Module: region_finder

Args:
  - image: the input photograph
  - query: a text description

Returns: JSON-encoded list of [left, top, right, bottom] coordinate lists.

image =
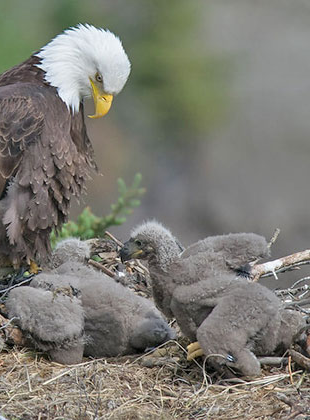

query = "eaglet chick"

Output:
[[120, 220, 305, 377], [6, 239, 174, 364], [6, 285, 85, 364]]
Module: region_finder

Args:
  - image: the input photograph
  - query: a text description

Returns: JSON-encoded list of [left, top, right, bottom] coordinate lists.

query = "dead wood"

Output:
[[290, 349, 310, 371], [88, 258, 116, 278], [258, 356, 288, 367], [105, 230, 124, 247], [276, 392, 310, 420], [0, 314, 25, 346], [251, 250, 310, 282]]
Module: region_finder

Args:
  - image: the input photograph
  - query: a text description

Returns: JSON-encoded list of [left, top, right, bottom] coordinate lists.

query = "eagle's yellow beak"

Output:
[[88, 78, 113, 119]]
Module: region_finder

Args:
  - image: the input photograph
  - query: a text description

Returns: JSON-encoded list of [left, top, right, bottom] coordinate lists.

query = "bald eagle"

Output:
[[0, 24, 130, 269]]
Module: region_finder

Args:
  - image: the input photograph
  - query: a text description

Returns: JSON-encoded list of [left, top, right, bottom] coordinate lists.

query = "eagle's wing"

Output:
[[0, 84, 95, 263], [0, 85, 70, 261], [0, 94, 44, 195]]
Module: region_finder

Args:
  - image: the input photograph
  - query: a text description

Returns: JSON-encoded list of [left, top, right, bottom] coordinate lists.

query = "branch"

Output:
[[289, 349, 310, 371], [251, 249, 310, 282], [275, 392, 309, 418], [88, 259, 116, 278], [105, 230, 124, 248], [258, 356, 288, 367], [0, 314, 25, 346], [267, 228, 281, 251]]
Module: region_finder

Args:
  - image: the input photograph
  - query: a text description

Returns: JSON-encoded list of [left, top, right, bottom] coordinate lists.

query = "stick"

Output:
[[288, 355, 294, 385], [131, 260, 150, 277], [0, 314, 25, 346], [0, 276, 34, 302], [267, 228, 281, 250], [42, 367, 76, 385], [276, 392, 308, 418], [290, 349, 310, 371], [276, 392, 294, 408], [104, 231, 149, 276], [87, 259, 115, 278], [0, 316, 16, 330], [251, 249, 310, 282], [285, 298, 310, 308], [258, 356, 288, 367], [104, 231, 124, 247]]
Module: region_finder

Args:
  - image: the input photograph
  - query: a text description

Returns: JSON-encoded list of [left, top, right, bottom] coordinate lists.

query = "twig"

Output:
[[251, 249, 310, 282], [267, 228, 281, 250], [42, 367, 76, 385], [251, 228, 281, 266], [0, 276, 34, 302], [218, 370, 302, 389], [0, 314, 25, 346], [290, 349, 310, 371], [275, 284, 310, 298], [291, 276, 310, 289], [134, 259, 150, 276], [0, 316, 16, 330], [288, 355, 294, 385], [276, 392, 294, 408], [285, 298, 310, 308], [104, 230, 149, 276], [87, 259, 115, 279], [105, 231, 123, 247], [25, 365, 32, 392], [276, 392, 309, 419], [258, 356, 288, 367]]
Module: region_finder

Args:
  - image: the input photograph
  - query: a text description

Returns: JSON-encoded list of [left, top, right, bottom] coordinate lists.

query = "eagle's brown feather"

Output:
[[0, 56, 97, 266]]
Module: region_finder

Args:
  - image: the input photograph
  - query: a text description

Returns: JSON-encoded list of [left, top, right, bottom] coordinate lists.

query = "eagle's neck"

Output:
[[0, 55, 45, 88], [149, 242, 181, 273], [35, 47, 85, 114], [0, 55, 79, 115]]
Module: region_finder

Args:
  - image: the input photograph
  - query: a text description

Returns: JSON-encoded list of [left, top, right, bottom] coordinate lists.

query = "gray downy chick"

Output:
[[31, 260, 175, 359], [6, 286, 84, 364], [48, 237, 91, 269], [120, 220, 305, 377], [6, 238, 174, 363]]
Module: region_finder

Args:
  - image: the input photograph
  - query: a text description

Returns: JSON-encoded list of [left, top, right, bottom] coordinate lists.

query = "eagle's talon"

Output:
[[29, 260, 41, 275], [187, 341, 204, 361]]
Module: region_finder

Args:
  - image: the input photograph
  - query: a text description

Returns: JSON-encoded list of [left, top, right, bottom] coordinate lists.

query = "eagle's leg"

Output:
[[0, 255, 15, 268], [187, 341, 205, 361]]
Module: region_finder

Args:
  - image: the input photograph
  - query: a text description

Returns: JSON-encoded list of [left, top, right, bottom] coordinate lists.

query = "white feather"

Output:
[[36, 24, 131, 112]]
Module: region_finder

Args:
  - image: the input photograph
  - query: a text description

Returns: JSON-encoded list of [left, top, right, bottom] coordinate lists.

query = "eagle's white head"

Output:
[[36, 24, 131, 116]]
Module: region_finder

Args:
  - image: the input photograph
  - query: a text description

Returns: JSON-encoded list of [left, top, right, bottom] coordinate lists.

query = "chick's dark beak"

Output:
[[119, 241, 131, 263], [120, 240, 143, 263]]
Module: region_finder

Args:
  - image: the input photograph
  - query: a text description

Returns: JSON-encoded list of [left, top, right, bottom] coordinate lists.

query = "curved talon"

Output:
[[29, 260, 41, 275], [187, 341, 205, 361]]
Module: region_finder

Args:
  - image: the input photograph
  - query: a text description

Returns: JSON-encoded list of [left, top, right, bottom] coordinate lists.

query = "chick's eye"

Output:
[[95, 72, 102, 83], [135, 239, 142, 247]]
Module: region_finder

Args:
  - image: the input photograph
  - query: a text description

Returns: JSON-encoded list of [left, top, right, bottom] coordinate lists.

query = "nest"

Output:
[[0, 234, 310, 419], [0, 344, 310, 420]]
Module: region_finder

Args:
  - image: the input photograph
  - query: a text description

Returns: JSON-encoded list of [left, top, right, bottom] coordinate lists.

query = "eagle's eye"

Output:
[[134, 239, 142, 247], [95, 72, 103, 83]]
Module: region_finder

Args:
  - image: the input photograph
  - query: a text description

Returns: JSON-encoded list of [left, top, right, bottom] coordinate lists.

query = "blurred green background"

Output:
[[1, 0, 310, 287]]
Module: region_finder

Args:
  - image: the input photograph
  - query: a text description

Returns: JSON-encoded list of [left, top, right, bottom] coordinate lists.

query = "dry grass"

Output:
[[0, 341, 309, 420]]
